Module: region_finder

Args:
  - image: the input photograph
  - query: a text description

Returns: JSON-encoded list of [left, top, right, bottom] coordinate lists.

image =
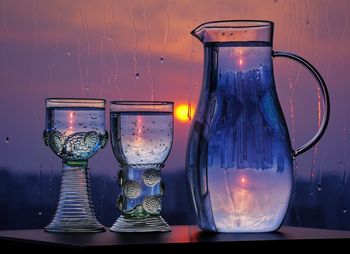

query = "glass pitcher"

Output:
[[186, 20, 330, 233]]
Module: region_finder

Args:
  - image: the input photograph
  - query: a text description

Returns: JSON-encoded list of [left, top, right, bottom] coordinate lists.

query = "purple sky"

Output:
[[0, 0, 350, 180]]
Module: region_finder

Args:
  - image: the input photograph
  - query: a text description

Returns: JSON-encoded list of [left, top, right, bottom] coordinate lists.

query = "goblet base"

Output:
[[45, 221, 105, 233], [110, 215, 171, 232]]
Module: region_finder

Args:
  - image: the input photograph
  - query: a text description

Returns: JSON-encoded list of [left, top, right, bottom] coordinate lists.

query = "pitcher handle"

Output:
[[272, 51, 330, 158]]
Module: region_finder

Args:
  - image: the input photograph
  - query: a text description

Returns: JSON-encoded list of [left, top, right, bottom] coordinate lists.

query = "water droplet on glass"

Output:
[[306, 20, 310, 27], [108, 35, 114, 40], [78, 122, 83, 126], [342, 208, 347, 214], [160, 56, 164, 63], [274, 0, 278, 3], [5, 137, 9, 143], [135, 73, 140, 79], [66, 50, 72, 56], [38, 211, 42, 216], [316, 184, 322, 191]]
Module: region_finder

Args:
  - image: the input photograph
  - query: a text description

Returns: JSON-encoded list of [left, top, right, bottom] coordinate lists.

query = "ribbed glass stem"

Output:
[[45, 162, 104, 233]]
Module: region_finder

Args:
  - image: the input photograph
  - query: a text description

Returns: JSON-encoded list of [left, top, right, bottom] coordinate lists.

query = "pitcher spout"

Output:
[[191, 20, 274, 45]]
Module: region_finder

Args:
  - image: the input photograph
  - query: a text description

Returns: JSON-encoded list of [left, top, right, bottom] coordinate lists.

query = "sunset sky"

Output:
[[0, 0, 350, 180]]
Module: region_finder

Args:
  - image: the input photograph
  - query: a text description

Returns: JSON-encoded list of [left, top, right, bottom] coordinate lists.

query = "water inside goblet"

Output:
[[44, 107, 107, 162], [111, 111, 173, 165]]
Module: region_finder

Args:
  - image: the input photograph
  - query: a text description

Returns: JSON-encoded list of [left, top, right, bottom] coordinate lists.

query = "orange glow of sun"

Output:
[[175, 103, 195, 122]]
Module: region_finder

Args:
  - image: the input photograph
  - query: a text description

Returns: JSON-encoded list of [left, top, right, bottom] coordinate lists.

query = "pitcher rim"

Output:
[[191, 20, 274, 40]]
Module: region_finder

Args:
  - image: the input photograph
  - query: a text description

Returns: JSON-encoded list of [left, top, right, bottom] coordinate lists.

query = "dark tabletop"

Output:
[[1, 225, 349, 252]]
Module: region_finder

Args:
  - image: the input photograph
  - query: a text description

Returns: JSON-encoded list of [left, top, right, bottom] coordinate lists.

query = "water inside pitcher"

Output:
[[186, 20, 330, 232]]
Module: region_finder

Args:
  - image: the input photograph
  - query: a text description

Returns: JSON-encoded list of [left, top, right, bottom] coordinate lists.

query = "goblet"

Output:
[[110, 101, 174, 232], [43, 98, 108, 233]]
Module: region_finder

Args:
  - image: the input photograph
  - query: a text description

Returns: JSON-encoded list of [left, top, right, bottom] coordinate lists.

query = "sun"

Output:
[[175, 103, 195, 122]]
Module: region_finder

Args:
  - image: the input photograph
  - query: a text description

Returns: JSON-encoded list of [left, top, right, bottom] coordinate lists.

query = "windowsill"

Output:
[[0, 225, 349, 252]]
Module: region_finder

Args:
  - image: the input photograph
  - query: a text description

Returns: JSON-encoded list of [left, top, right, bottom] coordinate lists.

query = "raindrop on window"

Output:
[[306, 20, 310, 27], [38, 211, 42, 216], [342, 208, 347, 214], [5, 137, 9, 143], [136, 73, 140, 79], [160, 56, 164, 63], [66, 50, 72, 56], [316, 184, 322, 191]]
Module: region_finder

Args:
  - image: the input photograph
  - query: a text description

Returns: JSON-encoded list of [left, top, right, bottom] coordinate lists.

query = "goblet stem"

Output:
[[45, 161, 105, 233], [110, 165, 171, 232]]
